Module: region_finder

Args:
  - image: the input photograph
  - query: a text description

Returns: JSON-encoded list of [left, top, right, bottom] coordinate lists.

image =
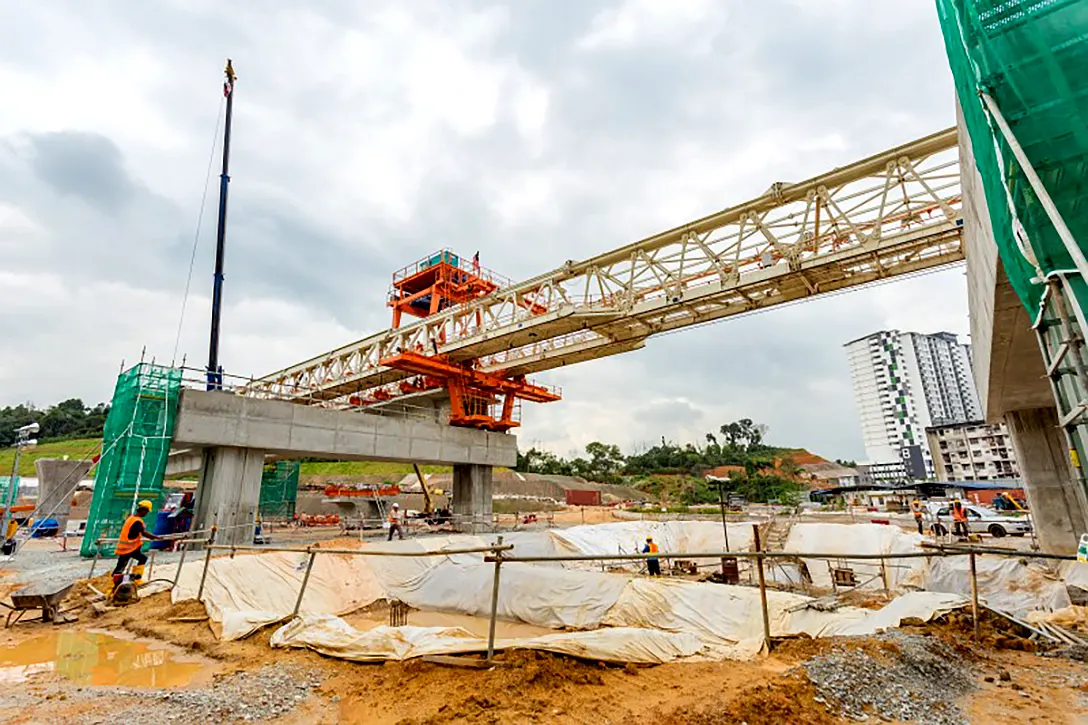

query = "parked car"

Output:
[[924, 501, 1031, 538]]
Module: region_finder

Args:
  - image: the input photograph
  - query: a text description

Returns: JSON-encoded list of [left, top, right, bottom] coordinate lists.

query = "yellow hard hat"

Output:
[[138, 500, 153, 510]]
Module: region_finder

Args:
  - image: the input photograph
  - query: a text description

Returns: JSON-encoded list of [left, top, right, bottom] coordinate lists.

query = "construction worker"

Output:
[[112, 500, 160, 587], [951, 499, 969, 541], [910, 499, 925, 535], [642, 536, 661, 576], [387, 503, 404, 541]]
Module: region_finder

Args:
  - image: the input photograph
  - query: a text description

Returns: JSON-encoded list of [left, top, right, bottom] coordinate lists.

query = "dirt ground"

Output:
[[1, 584, 1086, 725]]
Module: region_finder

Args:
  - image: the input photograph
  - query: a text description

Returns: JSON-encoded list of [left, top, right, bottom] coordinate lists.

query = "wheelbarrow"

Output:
[[1, 581, 75, 627]]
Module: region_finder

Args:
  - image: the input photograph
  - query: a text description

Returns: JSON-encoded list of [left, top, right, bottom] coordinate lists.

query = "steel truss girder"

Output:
[[244, 128, 963, 405]]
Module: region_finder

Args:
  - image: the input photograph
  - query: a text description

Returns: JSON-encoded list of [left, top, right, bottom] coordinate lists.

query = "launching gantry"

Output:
[[243, 128, 964, 430]]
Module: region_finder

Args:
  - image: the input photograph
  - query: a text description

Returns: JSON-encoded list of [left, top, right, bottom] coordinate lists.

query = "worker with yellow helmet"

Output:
[[111, 499, 161, 588]]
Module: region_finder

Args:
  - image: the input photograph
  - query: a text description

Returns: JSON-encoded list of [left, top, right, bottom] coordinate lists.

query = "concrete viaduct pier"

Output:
[[171, 390, 516, 546]]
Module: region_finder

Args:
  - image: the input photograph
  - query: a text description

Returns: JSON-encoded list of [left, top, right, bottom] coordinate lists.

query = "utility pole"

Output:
[[207, 59, 237, 391]]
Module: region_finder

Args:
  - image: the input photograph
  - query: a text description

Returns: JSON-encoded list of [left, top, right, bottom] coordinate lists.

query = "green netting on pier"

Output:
[[259, 461, 300, 520], [936, 0, 1088, 320], [80, 363, 182, 557]]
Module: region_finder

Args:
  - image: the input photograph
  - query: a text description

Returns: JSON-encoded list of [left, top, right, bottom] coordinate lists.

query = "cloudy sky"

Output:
[[0, 0, 965, 461]]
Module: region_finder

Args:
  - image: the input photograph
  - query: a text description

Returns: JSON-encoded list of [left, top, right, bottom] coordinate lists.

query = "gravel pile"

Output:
[[804, 633, 973, 724], [110, 664, 325, 723]]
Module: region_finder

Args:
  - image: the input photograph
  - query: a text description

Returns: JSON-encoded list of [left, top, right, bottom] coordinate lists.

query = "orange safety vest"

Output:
[[952, 505, 968, 523], [115, 515, 145, 555], [388, 510, 400, 524], [647, 542, 659, 555]]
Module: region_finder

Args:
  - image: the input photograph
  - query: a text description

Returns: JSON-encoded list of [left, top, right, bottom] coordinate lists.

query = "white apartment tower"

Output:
[[845, 330, 981, 480]]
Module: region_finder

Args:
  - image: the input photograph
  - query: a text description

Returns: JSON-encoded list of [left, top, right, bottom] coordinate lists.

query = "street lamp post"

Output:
[[1, 423, 39, 555], [707, 475, 740, 584]]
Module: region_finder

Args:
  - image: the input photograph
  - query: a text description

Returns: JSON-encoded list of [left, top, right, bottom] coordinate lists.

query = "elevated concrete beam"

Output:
[[173, 390, 517, 467]]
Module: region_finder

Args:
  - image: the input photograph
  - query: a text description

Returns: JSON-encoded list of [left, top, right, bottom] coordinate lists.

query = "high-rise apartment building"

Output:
[[925, 421, 1020, 481], [844, 330, 982, 480]]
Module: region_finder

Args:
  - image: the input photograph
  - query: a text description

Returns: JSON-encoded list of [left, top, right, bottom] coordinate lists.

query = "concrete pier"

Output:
[[1005, 408, 1086, 549], [452, 464, 494, 533], [960, 103, 1088, 552], [193, 447, 266, 547], [34, 458, 92, 532]]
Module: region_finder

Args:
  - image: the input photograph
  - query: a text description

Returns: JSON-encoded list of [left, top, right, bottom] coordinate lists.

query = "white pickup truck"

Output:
[[924, 501, 1032, 538]]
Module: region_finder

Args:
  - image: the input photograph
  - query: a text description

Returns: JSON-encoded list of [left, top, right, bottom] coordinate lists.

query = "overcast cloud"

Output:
[[0, 1, 964, 462]]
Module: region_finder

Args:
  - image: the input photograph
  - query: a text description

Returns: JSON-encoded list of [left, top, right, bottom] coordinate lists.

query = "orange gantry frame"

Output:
[[389, 250, 505, 329], [378, 350, 561, 432], [377, 250, 560, 431]]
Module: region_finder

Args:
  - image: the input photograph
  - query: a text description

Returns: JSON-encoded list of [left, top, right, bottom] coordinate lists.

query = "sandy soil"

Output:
[[1, 585, 1086, 725]]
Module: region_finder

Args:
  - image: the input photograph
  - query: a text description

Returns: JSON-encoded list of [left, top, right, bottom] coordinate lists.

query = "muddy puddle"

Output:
[[0, 630, 214, 688]]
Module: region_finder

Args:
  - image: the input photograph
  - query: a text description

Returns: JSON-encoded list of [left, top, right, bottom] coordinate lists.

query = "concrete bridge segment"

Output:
[[172, 389, 516, 546]]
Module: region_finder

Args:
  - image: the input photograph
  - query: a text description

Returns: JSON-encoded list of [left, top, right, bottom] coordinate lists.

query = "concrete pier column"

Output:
[[452, 464, 493, 533], [34, 458, 92, 532], [1005, 408, 1088, 553], [193, 447, 266, 547]]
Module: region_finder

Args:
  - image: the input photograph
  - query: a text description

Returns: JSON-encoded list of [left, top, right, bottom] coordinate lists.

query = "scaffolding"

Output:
[[259, 461, 301, 520], [80, 363, 182, 557]]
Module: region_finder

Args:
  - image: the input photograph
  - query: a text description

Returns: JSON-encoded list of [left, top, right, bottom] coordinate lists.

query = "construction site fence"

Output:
[[168, 529, 1078, 663]]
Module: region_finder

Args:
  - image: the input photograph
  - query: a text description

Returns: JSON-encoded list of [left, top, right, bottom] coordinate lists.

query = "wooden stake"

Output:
[[196, 545, 214, 601], [753, 524, 771, 651], [292, 550, 317, 618], [969, 552, 980, 643], [487, 536, 505, 664]]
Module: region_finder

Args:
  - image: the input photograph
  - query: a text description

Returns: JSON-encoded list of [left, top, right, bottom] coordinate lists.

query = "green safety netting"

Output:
[[259, 460, 300, 520], [80, 363, 182, 557], [935, 0, 1088, 321]]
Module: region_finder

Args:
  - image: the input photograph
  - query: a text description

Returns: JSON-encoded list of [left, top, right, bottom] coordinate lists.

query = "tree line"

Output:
[[0, 399, 110, 447], [516, 418, 809, 506]]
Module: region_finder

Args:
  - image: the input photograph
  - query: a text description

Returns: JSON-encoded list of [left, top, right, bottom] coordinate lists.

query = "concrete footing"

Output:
[[34, 458, 92, 532], [1005, 407, 1088, 553], [193, 447, 266, 547], [452, 464, 493, 533]]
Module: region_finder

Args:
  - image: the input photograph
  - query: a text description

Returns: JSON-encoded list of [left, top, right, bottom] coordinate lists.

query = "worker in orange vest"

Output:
[[387, 503, 405, 541], [951, 499, 969, 541], [112, 500, 161, 588], [910, 499, 925, 535], [642, 536, 661, 576]]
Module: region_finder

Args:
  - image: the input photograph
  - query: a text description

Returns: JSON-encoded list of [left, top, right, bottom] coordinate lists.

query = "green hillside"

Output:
[[299, 461, 452, 478], [0, 437, 102, 476]]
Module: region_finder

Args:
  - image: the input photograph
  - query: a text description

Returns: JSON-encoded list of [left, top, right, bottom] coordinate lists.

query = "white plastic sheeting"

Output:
[[270, 615, 705, 664], [924, 556, 1070, 618], [783, 523, 926, 589], [548, 521, 755, 571], [170, 521, 974, 659]]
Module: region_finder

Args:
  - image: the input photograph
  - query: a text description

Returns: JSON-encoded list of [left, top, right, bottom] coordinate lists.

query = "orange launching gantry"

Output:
[[377, 250, 560, 432]]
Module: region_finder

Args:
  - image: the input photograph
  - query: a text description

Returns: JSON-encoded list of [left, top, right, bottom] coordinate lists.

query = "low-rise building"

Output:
[[925, 421, 1020, 481]]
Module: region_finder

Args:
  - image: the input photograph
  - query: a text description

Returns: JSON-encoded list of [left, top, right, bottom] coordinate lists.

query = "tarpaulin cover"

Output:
[[174, 521, 970, 662], [270, 615, 704, 664], [782, 523, 926, 589], [924, 555, 1070, 618], [547, 521, 755, 571]]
